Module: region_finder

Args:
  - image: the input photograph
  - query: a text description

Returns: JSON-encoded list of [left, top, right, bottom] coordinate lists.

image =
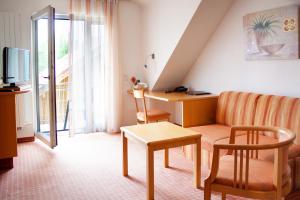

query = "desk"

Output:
[[142, 91, 218, 128], [121, 122, 202, 200]]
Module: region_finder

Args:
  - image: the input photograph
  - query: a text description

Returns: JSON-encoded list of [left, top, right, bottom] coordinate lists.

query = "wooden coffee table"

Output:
[[120, 122, 202, 200]]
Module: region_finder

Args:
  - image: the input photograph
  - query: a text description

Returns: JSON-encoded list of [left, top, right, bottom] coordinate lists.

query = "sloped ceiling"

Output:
[[152, 0, 234, 90]]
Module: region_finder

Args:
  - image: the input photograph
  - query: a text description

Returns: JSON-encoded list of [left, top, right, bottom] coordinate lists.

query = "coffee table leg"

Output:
[[164, 148, 169, 168], [122, 131, 128, 176], [194, 139, 201, 188], [147, 146, 154, 200]]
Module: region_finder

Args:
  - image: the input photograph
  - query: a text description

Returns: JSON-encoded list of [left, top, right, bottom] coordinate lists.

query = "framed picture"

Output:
[[243, 6, 299, 60]]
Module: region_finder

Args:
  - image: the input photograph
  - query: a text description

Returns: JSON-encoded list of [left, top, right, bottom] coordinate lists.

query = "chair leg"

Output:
[[204, 181, 211, 200], [164, 117, 170, 168], [164, 148, 169, 168], [208, 152, 211, 170], [222, 192, 226, 200]]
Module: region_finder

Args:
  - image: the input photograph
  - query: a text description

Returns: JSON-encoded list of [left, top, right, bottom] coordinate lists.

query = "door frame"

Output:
[[31, 6, 57, 148]]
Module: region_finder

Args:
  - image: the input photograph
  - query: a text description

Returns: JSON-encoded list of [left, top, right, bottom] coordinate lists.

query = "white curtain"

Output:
[[69, 0, 121, 134]]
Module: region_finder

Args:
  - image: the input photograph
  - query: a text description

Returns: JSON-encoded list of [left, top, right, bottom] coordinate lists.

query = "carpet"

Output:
[[0, 133, 253, 200]]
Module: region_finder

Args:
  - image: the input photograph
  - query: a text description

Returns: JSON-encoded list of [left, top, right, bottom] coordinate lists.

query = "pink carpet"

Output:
[[0, 133, 252, 200]]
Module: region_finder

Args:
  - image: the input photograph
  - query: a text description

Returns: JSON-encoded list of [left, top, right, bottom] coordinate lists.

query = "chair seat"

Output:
[[215, 155, 291, 191], [137, 109, 170, 122]]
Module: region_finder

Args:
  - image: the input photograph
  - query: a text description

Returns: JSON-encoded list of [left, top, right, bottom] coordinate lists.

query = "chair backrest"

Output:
[[208, 126, 295, 199], [133, 89, 148, 122]]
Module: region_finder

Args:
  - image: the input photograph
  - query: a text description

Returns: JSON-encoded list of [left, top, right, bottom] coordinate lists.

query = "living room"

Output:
[[0, 0, 299, 199]]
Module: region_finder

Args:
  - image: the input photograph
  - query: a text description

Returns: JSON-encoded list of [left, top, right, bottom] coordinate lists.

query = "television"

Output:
[[2, 47, 30, 85]]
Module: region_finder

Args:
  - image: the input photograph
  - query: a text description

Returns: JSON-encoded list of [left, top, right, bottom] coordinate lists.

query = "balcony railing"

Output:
[[39, 76, 69, 130]]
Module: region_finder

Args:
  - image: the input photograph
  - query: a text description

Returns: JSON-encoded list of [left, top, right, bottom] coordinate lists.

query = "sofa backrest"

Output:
[[216, 91, 260, 126], [254, 95, 300, 145]]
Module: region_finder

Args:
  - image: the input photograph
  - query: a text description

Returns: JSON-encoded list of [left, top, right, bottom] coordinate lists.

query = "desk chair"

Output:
[[133, 89, 170, 124], [204, 126, 295, 200], [133, 89, 171, 167]]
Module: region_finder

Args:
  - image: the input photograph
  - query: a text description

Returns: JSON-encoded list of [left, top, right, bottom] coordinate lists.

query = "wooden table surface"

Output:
[[127, 89, 217, 102], [144, 91, 217, 102], [121, 121, 201, 145], [0, 90, 30, 96]]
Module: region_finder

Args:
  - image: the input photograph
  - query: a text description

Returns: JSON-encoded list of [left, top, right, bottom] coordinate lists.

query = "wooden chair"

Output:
[[204, 126, 295, 200], [133, 89, 170, 124], [133, 89, 171, 167]]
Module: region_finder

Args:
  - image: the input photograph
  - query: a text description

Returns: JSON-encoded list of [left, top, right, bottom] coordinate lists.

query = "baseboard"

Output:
[[0, 158, 13, 169], [17, 136, 35, 143]]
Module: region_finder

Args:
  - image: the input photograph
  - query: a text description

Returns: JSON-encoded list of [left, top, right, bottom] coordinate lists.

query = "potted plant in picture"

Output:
[[248, 15, 282, 54]]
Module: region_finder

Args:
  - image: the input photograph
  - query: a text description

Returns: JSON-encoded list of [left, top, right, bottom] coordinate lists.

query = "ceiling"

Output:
[[153, 0, 234, 90]]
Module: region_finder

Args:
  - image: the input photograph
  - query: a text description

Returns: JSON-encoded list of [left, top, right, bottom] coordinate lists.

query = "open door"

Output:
[[31, 6, 57, 148]]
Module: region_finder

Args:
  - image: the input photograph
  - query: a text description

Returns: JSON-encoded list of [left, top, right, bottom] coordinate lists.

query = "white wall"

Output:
[[0, 12, 25, 71], [184, 0, 300, 98], [0, 0, 68, 49], [141, 0, 201, 89], [118, 0, 144, 125]]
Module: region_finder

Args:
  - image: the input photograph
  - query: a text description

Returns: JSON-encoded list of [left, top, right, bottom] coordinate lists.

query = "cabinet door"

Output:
[[0, 94, 17, 158]]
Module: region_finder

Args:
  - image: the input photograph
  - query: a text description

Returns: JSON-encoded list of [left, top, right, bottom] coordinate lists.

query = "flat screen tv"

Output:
[[2, 47, 30, 85]]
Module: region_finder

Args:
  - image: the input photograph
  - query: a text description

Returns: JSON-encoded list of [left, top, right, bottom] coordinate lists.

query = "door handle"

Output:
[[43, 76, 50, 80]]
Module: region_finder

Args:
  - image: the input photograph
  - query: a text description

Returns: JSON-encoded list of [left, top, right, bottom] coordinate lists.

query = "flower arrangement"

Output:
[[130, 76, 140, 86], [129, 76, 141, 89], [129, 76, 148, 90]]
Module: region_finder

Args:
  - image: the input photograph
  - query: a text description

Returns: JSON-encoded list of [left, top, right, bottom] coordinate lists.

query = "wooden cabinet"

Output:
[[181, 98, 218, 127], [0, 91, 30, 169]]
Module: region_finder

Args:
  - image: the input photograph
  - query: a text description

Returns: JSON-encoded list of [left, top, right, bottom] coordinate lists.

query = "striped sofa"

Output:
[[183, 91, 300, 192]]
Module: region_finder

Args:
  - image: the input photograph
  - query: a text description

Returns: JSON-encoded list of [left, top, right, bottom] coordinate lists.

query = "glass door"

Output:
[[31, 6, 57, 148]]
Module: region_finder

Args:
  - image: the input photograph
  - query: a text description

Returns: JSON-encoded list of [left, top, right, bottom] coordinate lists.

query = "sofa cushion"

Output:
[[189, 124, 231, 152], [216, 91, 260, 126], [216, 134, 300, 161], [254, 95, 300, 145], [215, 155, 291, 191]]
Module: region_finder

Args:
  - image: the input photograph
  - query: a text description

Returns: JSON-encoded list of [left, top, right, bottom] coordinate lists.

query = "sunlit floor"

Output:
[[40, 122, 69, 133]]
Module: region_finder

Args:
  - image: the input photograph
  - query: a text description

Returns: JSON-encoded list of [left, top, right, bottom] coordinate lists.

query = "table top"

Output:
[[142, 91, 217, 102], [121, 122, 201, 146], [127, 90, 218, 102], [0, 89, 31, 96]]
